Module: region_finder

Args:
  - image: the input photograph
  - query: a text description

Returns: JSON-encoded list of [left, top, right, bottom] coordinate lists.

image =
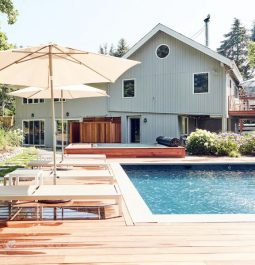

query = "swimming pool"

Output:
[[123, 164, 255, 214]]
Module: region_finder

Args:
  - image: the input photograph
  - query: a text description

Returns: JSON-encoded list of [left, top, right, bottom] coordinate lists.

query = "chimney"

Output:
[[204, 14, 210, 47]]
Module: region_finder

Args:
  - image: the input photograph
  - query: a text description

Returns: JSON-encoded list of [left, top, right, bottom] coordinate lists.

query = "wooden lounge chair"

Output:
[[55, 169, 115, 184], [28, 159, 108, 169], [63, 154, 106, 160], [0, 184, 122, 216]]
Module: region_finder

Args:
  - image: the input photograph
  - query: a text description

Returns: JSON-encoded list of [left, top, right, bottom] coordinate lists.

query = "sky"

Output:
[[0, 0, 255, 53]]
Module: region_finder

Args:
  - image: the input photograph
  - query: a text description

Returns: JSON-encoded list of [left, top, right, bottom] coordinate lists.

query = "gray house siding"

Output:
[[13, 25, 240, 147], [109, 112, 179, 143], [15, 97, 108, 147], [109, 31, 227, 116]]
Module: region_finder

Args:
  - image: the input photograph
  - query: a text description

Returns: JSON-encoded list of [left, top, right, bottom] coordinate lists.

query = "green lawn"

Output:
[[0, 147, 38, 179]]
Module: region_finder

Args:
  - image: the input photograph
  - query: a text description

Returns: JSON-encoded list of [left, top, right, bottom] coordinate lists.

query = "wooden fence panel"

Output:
[[77, 118, 121, 143]]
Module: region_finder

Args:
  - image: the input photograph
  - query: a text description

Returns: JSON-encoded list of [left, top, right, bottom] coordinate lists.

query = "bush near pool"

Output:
[[186, 129, 255, 157]]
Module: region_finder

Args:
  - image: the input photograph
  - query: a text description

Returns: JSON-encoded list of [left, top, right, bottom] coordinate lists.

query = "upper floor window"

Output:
[[156, 44, 170, 59], [193, 73, 209, 94], [123, 79, 135, 98], [54, 98, 66, 102], [23, 98, 44, 104]]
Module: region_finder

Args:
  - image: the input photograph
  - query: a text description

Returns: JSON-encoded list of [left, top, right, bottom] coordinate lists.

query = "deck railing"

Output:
[[228, 96, 255, 112]]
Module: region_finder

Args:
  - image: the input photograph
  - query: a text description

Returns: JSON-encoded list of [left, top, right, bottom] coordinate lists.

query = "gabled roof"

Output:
[[123, 23, 242, 82]]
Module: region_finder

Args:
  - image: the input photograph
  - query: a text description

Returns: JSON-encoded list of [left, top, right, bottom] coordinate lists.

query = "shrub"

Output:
[[186, 129, 217, 155], [6, 129, 24, 147], [239, 134, 255, 155], [215, 133, 241, 156], [0, 129, 8, 150], [0, 128, 23, 150]]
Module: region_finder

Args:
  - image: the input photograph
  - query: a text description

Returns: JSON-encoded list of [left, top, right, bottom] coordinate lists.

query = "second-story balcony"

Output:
[[228, 96, 255, 117]]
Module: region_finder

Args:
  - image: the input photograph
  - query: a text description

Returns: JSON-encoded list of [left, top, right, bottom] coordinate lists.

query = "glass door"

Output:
[[128, 117, 140, 143]]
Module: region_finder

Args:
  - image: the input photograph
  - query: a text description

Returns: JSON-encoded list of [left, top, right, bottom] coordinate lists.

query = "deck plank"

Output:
[[1, 219, 255, 264]]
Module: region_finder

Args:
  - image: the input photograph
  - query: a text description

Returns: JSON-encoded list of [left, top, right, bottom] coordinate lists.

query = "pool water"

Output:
[[123, 165, 255, 214]]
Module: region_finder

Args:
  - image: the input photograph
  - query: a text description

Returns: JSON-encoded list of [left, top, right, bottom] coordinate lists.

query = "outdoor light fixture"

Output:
[[31, 113, 34, 118], [66, 112, 69, 117], [143, 118, 147, 123]]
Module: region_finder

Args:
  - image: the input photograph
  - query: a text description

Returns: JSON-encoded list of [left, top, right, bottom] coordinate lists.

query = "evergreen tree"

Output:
[[251, 21, 255, 42], [217, 18, 251, 79], [113, 38, 129, 57], [98, 38, 128, 57]]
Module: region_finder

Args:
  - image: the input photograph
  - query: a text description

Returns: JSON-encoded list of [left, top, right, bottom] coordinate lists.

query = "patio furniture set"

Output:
[[0, 154, 122, 221]]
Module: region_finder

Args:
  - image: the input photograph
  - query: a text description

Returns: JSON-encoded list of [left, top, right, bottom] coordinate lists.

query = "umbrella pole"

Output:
[[61, 90, 64, 160], [49, 45, 57, 184]]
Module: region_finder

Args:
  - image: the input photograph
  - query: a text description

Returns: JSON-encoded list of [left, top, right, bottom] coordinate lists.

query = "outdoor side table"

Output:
[[5, 169, 44, 186]]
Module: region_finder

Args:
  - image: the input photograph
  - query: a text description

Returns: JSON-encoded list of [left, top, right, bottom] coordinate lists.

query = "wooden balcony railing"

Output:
[[228, 96, 255, 116]]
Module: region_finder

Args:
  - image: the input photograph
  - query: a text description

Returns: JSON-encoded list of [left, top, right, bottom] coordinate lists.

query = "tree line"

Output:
[[217, 18, 255, 80]]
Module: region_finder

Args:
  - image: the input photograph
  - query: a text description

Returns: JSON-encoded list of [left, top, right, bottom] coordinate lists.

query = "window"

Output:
[[156, 44, 170, 59], [181, 117, 189, 134], [54, 98, 66, 102], [193, 73, 209, 94], [23, 120, 44, 145], [23, 98, 44, 104], [123, 79, 135, 98]]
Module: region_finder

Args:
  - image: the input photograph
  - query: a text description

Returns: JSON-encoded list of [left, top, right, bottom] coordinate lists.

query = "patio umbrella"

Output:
[[0, 44, 140, 184], [8, 84, 109, 159]]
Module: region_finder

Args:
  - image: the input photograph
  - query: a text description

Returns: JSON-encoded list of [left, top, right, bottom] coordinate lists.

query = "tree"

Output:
[[217, 18, 251, 79], [0, 85, 15, 116], [0, 0, 18, 24], [0, 30, 13, 50], [251, 21, 255, 42], [0, 0, 18, 116], [113, 38, 129, 57], [98, 38, 129, 57], [99, 43, 114, 56], [248, 41, 255, 69]]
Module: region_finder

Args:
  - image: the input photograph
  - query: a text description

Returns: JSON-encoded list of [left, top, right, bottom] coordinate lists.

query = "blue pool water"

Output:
[[123, 165, 255, 214]]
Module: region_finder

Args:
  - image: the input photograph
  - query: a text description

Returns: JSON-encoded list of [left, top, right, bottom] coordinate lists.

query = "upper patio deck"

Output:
[[228, 95, 255, 117]]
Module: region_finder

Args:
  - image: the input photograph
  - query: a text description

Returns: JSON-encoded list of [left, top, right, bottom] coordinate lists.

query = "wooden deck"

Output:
[[1, 159, 255, 264], [1, 218, 255, 264], [65, 143, 186, 158]]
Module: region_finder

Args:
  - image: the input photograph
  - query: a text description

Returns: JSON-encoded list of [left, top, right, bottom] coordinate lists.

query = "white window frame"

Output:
[[155, 43, 170, 59], [22, 98, 45, 104], [22, 119, 45, 146], [193, 72, 210, 94], [181, 116, 189, 135], [122, 78, 136, 98]]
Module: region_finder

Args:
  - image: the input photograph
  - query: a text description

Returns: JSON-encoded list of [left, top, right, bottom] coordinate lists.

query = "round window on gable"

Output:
[[156, 44, 170, 59]]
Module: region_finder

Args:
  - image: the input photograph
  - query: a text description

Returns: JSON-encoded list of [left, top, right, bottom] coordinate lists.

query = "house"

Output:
[[14, 23, 242, 147]]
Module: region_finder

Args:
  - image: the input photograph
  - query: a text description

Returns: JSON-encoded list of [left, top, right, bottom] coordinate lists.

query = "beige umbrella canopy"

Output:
[[0, 44, 140, 183], [9, 85, 109, 159]]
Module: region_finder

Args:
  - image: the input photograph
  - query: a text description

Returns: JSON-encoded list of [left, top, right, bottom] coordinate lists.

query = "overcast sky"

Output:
[[0, 0, 254, 52]]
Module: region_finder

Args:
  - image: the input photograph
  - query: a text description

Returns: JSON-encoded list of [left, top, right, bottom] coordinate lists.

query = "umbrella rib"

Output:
[[0, 45, 49, 72], [67, 90, 74, 99], [16, 53, 48, 64], [53, 45, 113, 82], [26, 90, 44, 98], [13, 51, 89, 55]]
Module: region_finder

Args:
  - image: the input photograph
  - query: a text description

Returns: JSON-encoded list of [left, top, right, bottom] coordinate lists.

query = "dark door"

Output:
[[130, 118, 140, 143]]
